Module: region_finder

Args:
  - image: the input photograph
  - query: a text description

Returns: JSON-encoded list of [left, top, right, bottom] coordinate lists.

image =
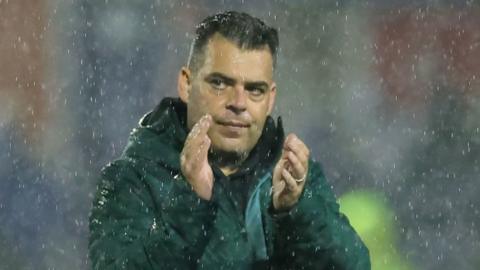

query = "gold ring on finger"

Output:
[[295, 175, 306, 183]]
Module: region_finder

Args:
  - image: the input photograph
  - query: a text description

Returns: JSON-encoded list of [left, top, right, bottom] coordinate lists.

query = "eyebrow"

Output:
[[244, 81, 269, 90], [205, 72, 269, 89]]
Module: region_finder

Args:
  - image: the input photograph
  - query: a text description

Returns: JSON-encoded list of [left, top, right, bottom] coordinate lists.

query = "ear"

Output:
[[267, 82, 277, 115], [177, 67, 192, 103]]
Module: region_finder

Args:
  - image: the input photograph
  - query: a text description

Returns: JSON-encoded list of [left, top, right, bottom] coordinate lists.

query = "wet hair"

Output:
[[187, 11, 279, 73]]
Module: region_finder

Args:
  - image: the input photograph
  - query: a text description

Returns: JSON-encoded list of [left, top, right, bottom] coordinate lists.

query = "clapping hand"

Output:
[[272, 134, 310, 211]]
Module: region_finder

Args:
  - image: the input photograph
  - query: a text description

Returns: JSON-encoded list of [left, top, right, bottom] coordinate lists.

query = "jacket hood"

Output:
[[122, 97, 285, 173]]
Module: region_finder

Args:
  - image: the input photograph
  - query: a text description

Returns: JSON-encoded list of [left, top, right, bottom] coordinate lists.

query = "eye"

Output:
[[246, 86, 266, 98], [208, 78, 227, 90]]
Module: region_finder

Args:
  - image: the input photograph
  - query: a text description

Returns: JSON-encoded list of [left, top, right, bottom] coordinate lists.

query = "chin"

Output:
[[211, 138, 251, 156]]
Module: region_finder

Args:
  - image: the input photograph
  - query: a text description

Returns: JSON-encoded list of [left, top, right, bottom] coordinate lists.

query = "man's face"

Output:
[[179, 34, 276, 156]]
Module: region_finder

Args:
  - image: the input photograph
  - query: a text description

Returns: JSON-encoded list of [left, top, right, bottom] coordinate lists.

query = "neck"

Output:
[[209, 149, 249, 176]]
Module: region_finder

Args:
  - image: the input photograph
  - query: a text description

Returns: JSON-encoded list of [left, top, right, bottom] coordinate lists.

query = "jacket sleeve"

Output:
[[266, 160, 371, 270], [88, 160, 217, 269]]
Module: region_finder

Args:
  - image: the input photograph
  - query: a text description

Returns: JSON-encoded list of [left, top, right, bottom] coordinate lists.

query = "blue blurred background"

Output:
[[1, 1, 479, 269]]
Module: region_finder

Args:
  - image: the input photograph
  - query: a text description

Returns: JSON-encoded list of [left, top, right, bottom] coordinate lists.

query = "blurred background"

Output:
[[1, 0, 479, 269]]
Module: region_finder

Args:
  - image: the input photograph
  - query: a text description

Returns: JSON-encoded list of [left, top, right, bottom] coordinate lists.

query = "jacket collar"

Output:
[[123, 97, 284, 174]]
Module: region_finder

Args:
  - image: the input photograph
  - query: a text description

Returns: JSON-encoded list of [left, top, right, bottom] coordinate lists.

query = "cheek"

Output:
[[248, 106, 270, 138], [249, 116, 266, 135], [187, 88, 208, 127], [190, 86, 211, 110], [250, 102, 270, 124], [192, 83, 210, 103]]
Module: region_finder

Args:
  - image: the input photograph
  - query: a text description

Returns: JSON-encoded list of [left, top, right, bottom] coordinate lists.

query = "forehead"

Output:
[[200, 34, 274, 81]]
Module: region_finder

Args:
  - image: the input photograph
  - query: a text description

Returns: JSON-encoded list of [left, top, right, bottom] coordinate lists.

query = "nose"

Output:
[[226, 85, 247, 114]]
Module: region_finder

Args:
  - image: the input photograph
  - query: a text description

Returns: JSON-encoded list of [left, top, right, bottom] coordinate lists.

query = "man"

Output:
[[89, 11, 370, 269]]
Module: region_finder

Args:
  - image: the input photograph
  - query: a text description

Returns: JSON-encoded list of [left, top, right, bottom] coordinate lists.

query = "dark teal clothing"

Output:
[[89, 98, 370, 269]]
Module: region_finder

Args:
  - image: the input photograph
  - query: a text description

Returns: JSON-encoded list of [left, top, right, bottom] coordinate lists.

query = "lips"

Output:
[[216, 120, 250, 128]]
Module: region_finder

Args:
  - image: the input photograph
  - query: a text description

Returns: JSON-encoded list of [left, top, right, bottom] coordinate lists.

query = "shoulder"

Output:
[[99, 158, 143, 185], [101, 154, 174, 181], [101, 158, 135, 177], [306, 159, 325, 180], [302, 159, 338, 206], [305, 160, 332, 191], [98, 156, 184, 203], [97, 156, 163, 197]]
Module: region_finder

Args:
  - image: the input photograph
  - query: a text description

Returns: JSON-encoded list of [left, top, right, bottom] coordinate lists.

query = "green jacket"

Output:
[[89, 98, 370, 269]]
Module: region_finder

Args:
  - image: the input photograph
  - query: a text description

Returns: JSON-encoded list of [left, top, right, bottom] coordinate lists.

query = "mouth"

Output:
[[216, 120, 251, 128]]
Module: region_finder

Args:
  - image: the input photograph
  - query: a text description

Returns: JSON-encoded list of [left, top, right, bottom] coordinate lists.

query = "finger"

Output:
[[194, 136, 211, 163], [185, 115, 212, 153], [180, 151, 187, 166], [286, 151, 306, 179], [283, 151, 307, 178], [284, 134, 306, 151], [185, 118, 201, 142], [272, 180, 286, 199], [282, 169, 298, 192], [272, 158, 286, 186], [183, 134, 210, 159], [284, 134, 309, 165], [283, 134, 294, 153], [197, 114, 212, 136], [183, 115, 212, 168], [285, 136, 310, 160], [186, 114, 212, 144]]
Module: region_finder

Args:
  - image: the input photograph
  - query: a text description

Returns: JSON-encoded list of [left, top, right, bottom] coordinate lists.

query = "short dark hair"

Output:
[[187, 11, 279, 73]]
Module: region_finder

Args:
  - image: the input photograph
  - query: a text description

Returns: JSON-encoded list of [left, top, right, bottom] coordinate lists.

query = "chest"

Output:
[[198, 173, 272, 268]]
